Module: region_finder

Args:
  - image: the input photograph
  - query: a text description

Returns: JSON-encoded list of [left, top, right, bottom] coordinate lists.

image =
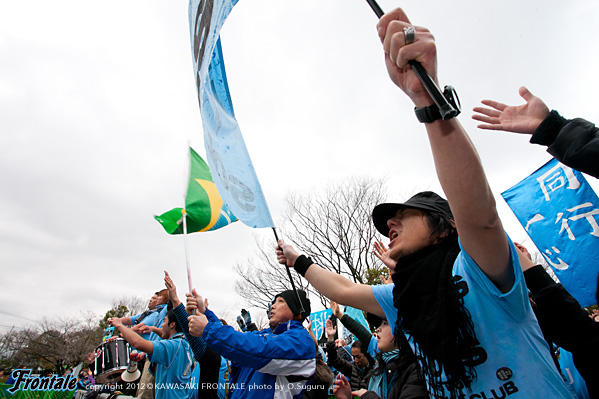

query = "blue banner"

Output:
[[189, 0, 274, 228], [309, 309, 333, 344], [502, 159, 599, 307]]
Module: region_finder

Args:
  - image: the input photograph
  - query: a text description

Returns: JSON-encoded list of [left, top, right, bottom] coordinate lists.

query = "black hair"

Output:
[[351, 340, 366, 353], [165, 310, 182, 333], [351, 340, 374, 364], [424, 210, 457, 242]]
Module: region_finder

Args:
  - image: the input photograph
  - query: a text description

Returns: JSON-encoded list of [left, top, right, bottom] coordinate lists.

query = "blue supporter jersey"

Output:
[[372, 234, 576, 398], [149, 332, 195, 399]]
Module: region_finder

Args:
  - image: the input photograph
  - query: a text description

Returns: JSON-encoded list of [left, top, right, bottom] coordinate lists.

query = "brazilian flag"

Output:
[[155, 147, 236, 234]]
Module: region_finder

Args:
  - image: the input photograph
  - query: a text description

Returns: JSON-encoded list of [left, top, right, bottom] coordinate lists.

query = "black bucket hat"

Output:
[[372, 191, 453, 237]]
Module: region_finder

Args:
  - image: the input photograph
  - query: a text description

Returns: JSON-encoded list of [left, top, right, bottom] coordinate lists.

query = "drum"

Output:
[[94, 338, 131, 383]]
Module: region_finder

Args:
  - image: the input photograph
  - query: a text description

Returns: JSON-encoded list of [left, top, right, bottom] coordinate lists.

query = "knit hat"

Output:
[[275, 289, 311, 322], [372, 191, 453, 237]]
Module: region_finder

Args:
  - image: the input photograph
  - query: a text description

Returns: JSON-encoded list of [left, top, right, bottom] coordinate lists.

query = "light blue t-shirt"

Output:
[[130, 309, 159, 341], [559, 348, 589, 399], [149, 333, 194, 399], [149, 304, 168, 342], [371, 237, 576, 398]]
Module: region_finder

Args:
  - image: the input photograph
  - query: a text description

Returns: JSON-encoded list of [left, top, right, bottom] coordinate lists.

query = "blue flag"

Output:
[[188, 0, 274, 228], [502, 159, 599, 307], [309, 309, 333, 344]]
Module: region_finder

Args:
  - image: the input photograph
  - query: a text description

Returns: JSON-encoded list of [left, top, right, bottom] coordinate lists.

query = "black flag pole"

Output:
[[365, 0, 458, 120], [273, 227, 306, 314]]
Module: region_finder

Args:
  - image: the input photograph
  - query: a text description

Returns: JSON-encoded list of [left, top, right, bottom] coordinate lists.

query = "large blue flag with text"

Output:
[[502, 159, 599, 307], [310, 309, 333, 345], [188, 0, 274, 228]]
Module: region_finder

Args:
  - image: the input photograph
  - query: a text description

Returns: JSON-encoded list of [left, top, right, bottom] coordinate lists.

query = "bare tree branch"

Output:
[[235, 177, 390, 309]]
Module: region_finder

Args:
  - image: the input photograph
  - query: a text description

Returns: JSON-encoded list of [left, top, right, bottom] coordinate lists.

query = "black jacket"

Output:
[[326, 341, 373, 391], [531, 110, 599, 178], [361, 351, 428, 399], [524, 265, 598, 397]]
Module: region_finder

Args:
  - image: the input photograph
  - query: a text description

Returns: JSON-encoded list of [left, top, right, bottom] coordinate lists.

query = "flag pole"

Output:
[[364, 0, 458, 120], [182, 209, 197, 316], [182, 209, 194, 293], [273, 228, 305, 314]]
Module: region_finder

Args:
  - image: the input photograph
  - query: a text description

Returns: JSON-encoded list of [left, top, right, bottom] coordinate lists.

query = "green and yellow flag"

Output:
[[155, 147, 236, 234]]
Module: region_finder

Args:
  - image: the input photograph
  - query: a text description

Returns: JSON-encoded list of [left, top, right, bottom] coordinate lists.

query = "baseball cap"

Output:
[[372, 191, 453, 237]]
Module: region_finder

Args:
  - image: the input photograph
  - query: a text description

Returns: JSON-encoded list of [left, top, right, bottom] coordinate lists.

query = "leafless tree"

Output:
[[113, 295, 147, 317], [6, 313, 102, 374], [235, 177, 389, 309]]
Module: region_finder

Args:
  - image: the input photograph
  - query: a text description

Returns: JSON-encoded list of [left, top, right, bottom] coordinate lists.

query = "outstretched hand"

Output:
[[325, 319, 337, 340], [333, 374, 352, 399], [514, 242, 535, 272], [373, 240, 396, 271], [330, 300, 343, 319], [164, 271, 181, 307], [472, 86, 549, 134]]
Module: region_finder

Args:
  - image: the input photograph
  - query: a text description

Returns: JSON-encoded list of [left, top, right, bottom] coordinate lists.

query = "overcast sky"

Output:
[[1, 0, 598, 333]]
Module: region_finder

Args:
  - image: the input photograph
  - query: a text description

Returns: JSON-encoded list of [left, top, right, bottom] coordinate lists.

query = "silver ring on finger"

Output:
[[403, 26, 416, 45]]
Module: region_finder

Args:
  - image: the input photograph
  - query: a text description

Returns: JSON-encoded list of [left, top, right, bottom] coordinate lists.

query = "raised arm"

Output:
[[277, 240, 386, 318], [164, 271, 182, 308], [331, 301, 373, 348], [108, 317, 153, 354], [377, 8, 512, 290]]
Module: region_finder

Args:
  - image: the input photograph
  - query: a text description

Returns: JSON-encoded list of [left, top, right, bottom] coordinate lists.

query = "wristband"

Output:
[[294, 255, 313, 277], [414, 85, 461, 123]]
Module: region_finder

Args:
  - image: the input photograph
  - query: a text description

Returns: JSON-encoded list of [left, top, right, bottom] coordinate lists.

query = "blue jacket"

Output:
[[202, 310, 315, 399]]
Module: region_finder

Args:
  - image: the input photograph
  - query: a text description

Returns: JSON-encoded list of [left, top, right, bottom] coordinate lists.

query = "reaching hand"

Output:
[[373, 240, 396, 270], [108, 318, 123, 328], [380, 272, 393, 285], [514, 242, 535, 272], [514, 242, 532, 261], [326, 319, 337, 340], [306, 315, 318, 347], [164, 271, 181, 307], [330, 300, 343, 319], [333, 374, 352, 399], [472, 86, 549, 134]]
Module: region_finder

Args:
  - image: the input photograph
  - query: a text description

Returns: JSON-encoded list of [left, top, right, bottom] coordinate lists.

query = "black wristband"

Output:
[[294, 255, 313, 277]]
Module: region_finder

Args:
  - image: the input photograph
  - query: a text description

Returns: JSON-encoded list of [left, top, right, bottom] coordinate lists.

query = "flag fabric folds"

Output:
[[502, 159, 599, 307], [155, 147, 236, 234], [188, 0, 275, 229]]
